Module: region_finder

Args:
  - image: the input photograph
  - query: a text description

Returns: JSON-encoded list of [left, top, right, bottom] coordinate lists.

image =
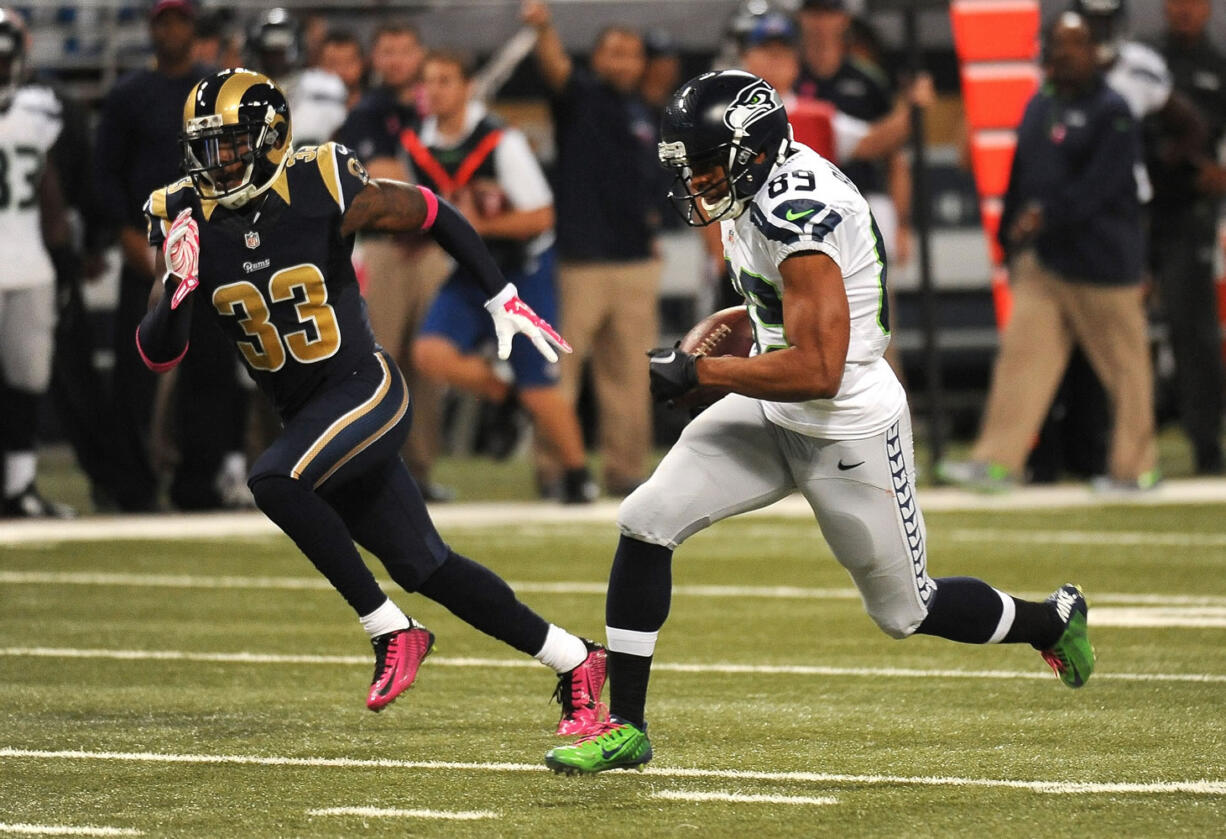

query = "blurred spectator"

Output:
[[523, 0, 660, 496], [739, 12, 927, 169], [319, 28, 367, 110], [938, 13, 1156, 492], [0, 8, 74, 517], [408, 50, 597, 503], [37, 24, 118, 514], [248, 8, 347, 147], [193, 8, 241, 70], [1028, 0, 1209, 483], [1147, 0, 1226, 474], [795, 0, 911, 268], [300, 11, 330, 69], [640, 31, 681, 110], [335, 20, 454, 502], [739, 9, 925, 380], [93, 0, 211, 511]]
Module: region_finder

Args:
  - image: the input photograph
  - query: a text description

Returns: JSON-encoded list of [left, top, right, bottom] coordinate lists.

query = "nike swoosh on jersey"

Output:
[[650, 352, 676, 364], [837, 460, 865, 471], [786, 208, 817, 221]]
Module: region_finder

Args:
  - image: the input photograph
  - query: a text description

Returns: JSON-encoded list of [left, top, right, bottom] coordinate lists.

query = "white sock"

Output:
[[606, 626, 658, 657], [5, 451, 35, 497], [534, 624, 588, 673], [358, 598, 411, 639], [987, 588, 1017, 644]]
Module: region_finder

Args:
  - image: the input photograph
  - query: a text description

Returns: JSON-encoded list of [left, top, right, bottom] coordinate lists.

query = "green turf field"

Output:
[[3, 503, 1225, 837]]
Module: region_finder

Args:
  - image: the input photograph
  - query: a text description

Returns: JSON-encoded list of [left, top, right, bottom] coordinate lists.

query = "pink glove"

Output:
[[165, 208, 200, 310], [483, 283, 572, 363]]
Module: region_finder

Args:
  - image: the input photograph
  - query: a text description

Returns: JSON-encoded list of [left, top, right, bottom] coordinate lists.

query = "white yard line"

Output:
[[3, 478, 1226, 545], [3, 646, 1224, 683], [1, 748, 1222, 796], [307, 806, 495, 820], [4, 569, 1226, 610], [949, 528, 1226, 548], [0, 825, 142, 837], [651, 790, 838, 806]]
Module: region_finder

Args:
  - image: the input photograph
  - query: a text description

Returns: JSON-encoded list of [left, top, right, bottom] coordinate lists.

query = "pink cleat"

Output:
[[366, 623, 435, 712], [553, 640, 608, 736]]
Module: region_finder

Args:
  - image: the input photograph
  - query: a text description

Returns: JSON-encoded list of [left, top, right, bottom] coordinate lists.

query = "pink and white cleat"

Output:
[[366, 622, 435, 712], [553, 639, 608, 736]]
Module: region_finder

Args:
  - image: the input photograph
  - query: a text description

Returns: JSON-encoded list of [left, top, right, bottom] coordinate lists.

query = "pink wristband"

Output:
[[135, 326, 188, 372], [419, 185, 439, 231]]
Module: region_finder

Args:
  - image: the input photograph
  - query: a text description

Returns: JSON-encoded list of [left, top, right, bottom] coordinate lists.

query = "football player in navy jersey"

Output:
[[136, 69, 606, 736]]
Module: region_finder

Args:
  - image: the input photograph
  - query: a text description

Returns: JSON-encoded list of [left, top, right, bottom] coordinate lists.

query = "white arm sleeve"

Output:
[[493, 128, 553, 212]]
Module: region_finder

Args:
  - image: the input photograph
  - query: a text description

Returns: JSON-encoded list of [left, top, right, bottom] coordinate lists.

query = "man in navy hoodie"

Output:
[[939, 10, 1156, 492]]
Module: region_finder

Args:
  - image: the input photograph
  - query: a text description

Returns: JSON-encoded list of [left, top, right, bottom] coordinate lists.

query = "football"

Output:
[[672, 306, 755, 409]]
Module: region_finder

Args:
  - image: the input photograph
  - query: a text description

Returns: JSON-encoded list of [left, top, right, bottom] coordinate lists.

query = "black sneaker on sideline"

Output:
[[561, 467, 598, 504], [2, 483, 76, 519]]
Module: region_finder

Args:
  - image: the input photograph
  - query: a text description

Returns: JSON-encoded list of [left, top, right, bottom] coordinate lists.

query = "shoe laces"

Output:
[[552, 647, 601, 715], [1041, 649, 1068, 676], [573, 719, 623, 745], [371, 633, 398, 684], [552, 668, 590, 715]]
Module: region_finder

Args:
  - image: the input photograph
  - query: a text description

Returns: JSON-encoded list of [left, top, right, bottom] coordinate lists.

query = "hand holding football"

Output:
[[670, 306, 754, 409]]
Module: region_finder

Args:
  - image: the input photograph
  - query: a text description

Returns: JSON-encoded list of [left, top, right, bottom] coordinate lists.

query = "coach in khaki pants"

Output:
[[555, 258, 660, 492], [972, 250, 1156, 483], [940, 13, 1156, 489], [526, 0, 662, 493], [360, 237, 451, 495]]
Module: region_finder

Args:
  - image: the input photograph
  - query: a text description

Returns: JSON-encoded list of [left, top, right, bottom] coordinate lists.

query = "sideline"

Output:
[[4, 478, 1226, 545]]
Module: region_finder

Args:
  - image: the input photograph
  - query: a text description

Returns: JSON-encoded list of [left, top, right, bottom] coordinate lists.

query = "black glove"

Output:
[[646, 347, 699, 404]]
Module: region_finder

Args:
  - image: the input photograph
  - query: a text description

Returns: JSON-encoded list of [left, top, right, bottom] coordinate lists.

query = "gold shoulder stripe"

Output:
[[314, 142, 344, 211], [148, 187, 168, 221], [272, 166, 291, 205]]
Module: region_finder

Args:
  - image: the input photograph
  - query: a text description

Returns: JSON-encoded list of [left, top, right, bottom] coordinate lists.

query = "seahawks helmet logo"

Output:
[[724, 80, 782, 133]]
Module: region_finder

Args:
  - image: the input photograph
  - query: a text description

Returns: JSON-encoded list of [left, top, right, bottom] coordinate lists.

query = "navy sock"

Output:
[[915, 576, 1007, 644], [917, 576, 1061, 647], [607, 652, 652, 730], [417, 551, 549, 656], [605, 536, 673, 727], [249, 474, 385, 615]]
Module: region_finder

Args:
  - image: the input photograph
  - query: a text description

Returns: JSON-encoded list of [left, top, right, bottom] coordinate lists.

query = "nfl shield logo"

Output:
[[244, 231, 261, 249]]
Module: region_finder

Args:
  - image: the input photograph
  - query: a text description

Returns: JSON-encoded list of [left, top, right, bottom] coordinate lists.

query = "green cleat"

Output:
[[1040, 584, 1095, 688], [545, 717, 652, 774]]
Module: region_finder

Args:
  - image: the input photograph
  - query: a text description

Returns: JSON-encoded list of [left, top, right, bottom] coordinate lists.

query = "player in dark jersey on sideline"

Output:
[[136, 69, 606, 736]]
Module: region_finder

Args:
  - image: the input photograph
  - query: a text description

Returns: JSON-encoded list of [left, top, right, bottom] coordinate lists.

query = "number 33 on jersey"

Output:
[[143, 141, 378, 414]]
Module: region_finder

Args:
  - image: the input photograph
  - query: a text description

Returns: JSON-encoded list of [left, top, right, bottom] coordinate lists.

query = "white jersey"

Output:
[[0, 85, 62, 290], [1105, 40, 1170, 204], [1107, 40, 1173, 120], [282, 68, 349, 148], [722, 141, 905, 439]]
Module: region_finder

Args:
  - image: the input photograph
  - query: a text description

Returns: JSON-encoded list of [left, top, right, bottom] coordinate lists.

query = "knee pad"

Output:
[[867, 605, 925, 641]]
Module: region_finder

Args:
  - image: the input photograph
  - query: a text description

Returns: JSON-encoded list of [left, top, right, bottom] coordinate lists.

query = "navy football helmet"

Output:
[[180, 68, 292, 209], [658, 69, 792, 226]]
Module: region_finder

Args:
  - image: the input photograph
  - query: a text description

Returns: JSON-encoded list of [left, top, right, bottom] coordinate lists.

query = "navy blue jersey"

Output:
[[145, 142, 378, 416]]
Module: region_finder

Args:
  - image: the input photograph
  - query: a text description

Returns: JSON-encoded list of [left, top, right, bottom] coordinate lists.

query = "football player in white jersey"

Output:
[[0, 8, 73, 518], [545, 71, 1096, 774]]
